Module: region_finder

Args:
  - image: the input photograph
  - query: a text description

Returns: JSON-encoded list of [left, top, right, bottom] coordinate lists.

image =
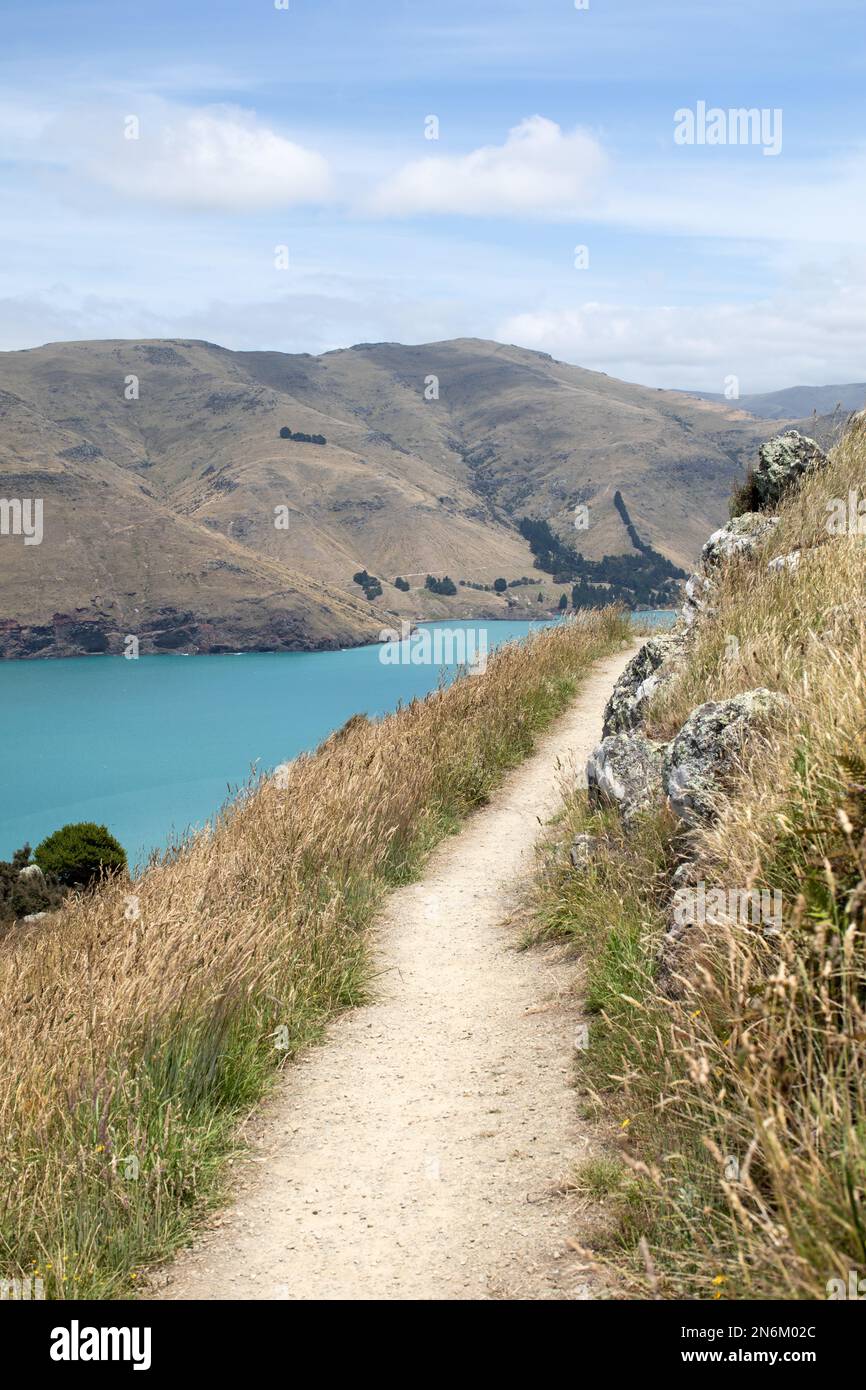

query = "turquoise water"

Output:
[[0, 613, 674, 867]]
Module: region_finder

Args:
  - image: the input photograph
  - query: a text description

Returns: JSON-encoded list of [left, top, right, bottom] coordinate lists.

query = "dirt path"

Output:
[[155, 644, 637, 1301]]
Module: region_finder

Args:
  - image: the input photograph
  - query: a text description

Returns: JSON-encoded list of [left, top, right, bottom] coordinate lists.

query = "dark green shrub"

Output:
[[394, 577, 410, 592], [34, 823, 127, 888], [493, 577, 507, 593], [279, 427, 326, 445], [352, 569, 382, 601]]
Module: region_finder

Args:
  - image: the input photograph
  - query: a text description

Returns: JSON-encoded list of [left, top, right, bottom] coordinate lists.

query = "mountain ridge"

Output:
[[0, 336, 786, 657]]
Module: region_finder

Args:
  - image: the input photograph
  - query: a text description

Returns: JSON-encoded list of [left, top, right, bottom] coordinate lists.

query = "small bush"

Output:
[[352, 570, 382, 601], [729, 468, 762, 518], [34, 823, 127, 888], [0, 844, 65, 925]]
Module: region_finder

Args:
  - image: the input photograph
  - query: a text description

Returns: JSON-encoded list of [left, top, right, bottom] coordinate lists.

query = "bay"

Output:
[[0, 614, 674, 867]]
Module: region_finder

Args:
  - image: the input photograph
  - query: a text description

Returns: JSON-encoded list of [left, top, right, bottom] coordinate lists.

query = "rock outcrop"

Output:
[[701, 512, 780, 571], [664, 689, 789, 825], [680, 513, 781, 628], [602, 630, 686, 738], [681, 572, 712, 628], [753, 430, 828, 508], [675, 430, 828, 633], [572, 423, 808, 976], [586, 732, 667, 823]]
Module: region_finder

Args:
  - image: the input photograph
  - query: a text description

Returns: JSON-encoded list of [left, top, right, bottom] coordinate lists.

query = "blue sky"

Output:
[[1, 0, 864, 390]]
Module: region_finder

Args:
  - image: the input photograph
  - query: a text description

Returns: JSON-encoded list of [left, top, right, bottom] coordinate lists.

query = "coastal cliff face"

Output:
[[0, 605, 379, 660]]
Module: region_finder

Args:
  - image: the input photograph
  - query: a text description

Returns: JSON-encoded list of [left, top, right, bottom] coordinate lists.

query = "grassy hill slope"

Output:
[[531, 414, 866, 1299], [0, 338, 775, 654]]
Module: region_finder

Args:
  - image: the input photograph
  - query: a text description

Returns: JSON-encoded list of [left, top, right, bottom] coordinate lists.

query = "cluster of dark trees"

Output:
[[352, 569, 383, 600], [458, 577, 541, 592], [0, 824, 127, 927], [424, 575, 458, 596], [613, 490, 651, 554], [394, 577, 411, 592], [279, 427, 327, 445], [518, 516, 684, 608]]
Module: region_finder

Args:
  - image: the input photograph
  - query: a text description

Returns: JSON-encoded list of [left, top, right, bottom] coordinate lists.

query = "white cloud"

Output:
[[71, 102, 333, 211], [500, 266, 866, 392], [368, 115, 605, 217]]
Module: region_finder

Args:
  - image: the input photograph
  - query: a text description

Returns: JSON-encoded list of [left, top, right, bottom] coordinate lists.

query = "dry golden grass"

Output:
[[0, 608, 629, 1298], [532, 416, 866, 1299]]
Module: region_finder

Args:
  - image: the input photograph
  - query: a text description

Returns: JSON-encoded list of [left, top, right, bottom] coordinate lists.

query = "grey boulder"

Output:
[[681, 572, 712, 627], [570, 832, 599, 870], [602, 631, 686, 737], [586, 732, 667, 824], [753, 431, 828, 508], [701, 513, 780, 571], [664, 689, 789, 825]]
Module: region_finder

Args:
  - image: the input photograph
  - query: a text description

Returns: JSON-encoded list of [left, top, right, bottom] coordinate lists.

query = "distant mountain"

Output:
[[687, 382, 866, 421], [0, 337, 776, 657]]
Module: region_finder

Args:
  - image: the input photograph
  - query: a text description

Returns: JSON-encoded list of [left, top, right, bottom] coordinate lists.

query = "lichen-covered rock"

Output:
[[664, 689, 789, 824], [602, 631, 686, 737], [570, 832, 599, 870], [586, 732, 667, 823], [681, 572, 712, 627], [701, 513, 780, 571], [753, 431, 828, 508]]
